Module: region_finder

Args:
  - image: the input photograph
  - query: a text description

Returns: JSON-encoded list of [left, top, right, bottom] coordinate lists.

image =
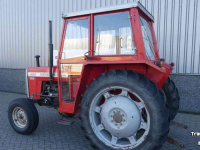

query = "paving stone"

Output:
[[0, 91, 199, 150]]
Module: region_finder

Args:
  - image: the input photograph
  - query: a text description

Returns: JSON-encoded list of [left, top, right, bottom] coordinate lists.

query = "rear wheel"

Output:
[[81, 70, 170, 150], [8, 98, 39, 135], [161, 78, 180, 120]]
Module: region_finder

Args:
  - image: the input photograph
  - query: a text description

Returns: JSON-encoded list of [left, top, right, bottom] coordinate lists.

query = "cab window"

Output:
[[62, 19, 89, 59], [94, 12, 136, 55], [139, 16, 156, 60]]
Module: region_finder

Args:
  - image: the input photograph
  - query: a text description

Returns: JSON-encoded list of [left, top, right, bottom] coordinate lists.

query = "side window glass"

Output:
[[62, 19, 89, 59], [94, 12, 136, 55], [139, 16, 156, 60]]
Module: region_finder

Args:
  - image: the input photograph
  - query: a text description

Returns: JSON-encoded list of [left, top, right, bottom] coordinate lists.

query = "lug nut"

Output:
[[123, 119, 125, 122], [120, 123, 123, 126]]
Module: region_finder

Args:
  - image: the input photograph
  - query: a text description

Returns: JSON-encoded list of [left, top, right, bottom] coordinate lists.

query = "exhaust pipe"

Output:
[[35, 55, 40, 67], [49, 21, 53, 90]]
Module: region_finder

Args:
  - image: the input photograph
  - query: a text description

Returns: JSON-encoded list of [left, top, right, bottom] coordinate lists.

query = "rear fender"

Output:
[[74, 62, 172, 113]]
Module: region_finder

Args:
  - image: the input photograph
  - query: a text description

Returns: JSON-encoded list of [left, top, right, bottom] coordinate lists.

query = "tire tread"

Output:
[[81, 70, 170, 150], [162, 78, 180, 120]]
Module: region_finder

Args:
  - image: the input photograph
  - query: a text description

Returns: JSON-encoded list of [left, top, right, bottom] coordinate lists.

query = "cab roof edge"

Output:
[[62, 2, 154, 21]]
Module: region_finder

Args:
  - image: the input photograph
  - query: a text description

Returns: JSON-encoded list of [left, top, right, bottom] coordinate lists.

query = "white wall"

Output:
[[0, 0, 200, 74]]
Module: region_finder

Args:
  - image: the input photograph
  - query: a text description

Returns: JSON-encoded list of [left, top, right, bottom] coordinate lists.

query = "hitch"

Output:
[[166, 121, 188, 148], [170, 120, 188, 129], [166, 137, 185, 148]]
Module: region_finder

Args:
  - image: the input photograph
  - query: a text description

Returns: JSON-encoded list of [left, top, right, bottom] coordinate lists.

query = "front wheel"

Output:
[[81, 70, 170, 150], [8, 98, 39, 135]]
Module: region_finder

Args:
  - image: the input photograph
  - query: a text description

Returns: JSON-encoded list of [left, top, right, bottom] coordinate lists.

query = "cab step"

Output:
[[57, 117, 75, 125]]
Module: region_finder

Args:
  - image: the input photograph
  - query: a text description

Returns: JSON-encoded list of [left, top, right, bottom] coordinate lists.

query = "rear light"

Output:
[[156, 61, 164, 67]]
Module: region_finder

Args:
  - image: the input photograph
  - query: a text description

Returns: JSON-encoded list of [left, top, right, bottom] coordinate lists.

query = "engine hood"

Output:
[[28, 66, 58, 79]]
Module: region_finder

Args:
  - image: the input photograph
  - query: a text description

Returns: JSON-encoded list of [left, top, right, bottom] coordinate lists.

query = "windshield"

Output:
[[140, 16, 156, 60], [62, 19, 89, 59], [94, 12, 136, 55]]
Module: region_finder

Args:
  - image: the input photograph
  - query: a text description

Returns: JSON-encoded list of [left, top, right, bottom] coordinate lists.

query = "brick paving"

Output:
[[0, 91, 199, 150]]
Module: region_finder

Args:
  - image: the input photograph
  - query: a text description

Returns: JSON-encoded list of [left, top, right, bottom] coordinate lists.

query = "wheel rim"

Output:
[[12, 107, 27, 128], [89, 86, 150, 149]]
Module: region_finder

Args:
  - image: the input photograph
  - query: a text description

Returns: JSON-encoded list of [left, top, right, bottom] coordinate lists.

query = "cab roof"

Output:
[[63, 2, 154, 21]]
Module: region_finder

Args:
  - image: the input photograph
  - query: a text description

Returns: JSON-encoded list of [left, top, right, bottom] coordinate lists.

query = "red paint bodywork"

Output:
[[28, 66, 58, 99], [28, 7, 173, 114]]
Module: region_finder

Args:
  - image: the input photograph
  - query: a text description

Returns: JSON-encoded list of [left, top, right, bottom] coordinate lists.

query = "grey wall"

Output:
[[0, 0, 200, 74], [0, 69, 199, 113], [170, 75, 200, 113], [0, 69, 26, 94]]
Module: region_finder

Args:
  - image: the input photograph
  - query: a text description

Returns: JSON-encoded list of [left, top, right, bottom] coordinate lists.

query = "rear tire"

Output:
[[81, 70, 170, 150], [8, 98, 39, 135], [161, 78, 180, 120]]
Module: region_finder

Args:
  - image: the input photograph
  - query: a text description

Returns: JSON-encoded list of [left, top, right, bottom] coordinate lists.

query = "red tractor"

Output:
[[8, 2, 180, 150]]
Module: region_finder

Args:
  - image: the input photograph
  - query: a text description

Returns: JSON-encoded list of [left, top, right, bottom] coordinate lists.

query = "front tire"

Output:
[[81, 70, 170, 150], [8, 98, 39, 135]]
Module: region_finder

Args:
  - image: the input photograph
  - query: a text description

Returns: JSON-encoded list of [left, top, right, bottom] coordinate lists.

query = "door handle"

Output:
[[120, 37, 123, 48]]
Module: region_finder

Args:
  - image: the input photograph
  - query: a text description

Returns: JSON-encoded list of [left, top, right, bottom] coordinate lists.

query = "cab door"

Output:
[[58, 16, 90, 113]]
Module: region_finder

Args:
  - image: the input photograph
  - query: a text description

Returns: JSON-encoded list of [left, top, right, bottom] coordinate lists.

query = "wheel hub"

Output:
[[101, 95, 141, 138], [113, 112, 123, 123], [12, 107, 27, 128]]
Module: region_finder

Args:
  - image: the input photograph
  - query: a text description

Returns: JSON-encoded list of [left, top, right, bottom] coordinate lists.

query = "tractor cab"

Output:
[[61, 3, 157, 60], [56, 2, 172, 113], [8, 2, 180, 150]]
